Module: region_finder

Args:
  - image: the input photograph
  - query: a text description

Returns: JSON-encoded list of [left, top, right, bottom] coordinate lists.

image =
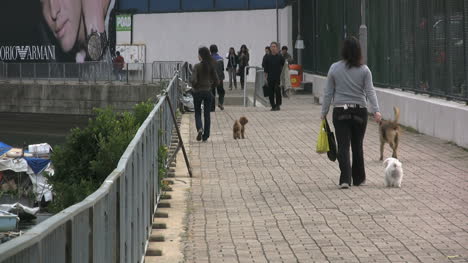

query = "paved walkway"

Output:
[[183, 93, 468, 263]]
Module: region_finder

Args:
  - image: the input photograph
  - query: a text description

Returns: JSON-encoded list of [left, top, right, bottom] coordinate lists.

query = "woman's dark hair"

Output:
[[229, 47, 235, 55], [240, 44, 248, 53], [198, 46, 215, 74], [341, 36, 363, 68]]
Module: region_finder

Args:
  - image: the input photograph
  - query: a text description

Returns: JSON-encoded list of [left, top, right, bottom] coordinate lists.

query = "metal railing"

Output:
[[0, 72, 180, 263], [243, 66, 267, 107], [152, 61, 184, 82], [0, 61, 183, 84]]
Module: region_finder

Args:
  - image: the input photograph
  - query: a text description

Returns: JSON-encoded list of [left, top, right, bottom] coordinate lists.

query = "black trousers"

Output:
[[211, 82, 225, 111], [268, 80, 282, 108], [193, 91, 212, 140], [332, 107, 368, 186]]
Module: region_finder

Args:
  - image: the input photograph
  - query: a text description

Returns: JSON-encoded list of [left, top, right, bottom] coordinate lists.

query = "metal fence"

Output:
[[252, 68, 268, 107], [0, 61, 184, 84], [241, 66, 267, 107], [0, 73, 180, 263], [152, 61, 185, 82], [292, 0, 468, 102]]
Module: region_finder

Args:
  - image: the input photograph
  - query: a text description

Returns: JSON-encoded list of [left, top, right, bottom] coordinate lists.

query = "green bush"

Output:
[[47, 101, 154, 213]]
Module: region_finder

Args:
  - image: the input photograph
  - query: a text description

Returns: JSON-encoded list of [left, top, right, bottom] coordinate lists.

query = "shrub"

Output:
[[47, 101, 154, 212]]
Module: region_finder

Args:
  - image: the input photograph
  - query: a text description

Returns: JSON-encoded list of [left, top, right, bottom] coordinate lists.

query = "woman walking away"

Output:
[[238, 44, 250, 90], [320, 36, 382, 189], [191, 47, 219, 142], [226, 47, 238, 90]]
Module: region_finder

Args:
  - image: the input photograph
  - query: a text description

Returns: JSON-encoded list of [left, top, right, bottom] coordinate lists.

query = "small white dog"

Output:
[[384, 157, 404, 188]]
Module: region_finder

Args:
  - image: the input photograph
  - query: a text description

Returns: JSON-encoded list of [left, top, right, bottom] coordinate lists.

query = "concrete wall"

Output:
[[304, 72, 468, 148], [132, 7, 292, 81], [0, 83, 160, 115]]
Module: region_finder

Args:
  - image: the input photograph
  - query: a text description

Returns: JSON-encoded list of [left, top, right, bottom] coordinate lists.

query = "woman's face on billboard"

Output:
[[41, 0, 82, 52]]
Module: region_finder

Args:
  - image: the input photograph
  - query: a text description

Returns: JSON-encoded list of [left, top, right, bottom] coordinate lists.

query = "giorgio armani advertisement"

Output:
[[0, 0, 116, 63]]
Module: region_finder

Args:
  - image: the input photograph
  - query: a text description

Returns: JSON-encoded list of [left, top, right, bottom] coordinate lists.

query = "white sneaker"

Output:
[[339, 183, 350, 189]]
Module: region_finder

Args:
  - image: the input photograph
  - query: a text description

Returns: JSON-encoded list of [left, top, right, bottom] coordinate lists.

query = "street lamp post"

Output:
[[295, 0, 304, 65], [359, 0, 368, 64], [276, 0, 279, 43]]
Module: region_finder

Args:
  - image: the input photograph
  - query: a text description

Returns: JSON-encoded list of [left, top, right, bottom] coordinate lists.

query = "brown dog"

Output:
[[233, 116, 248, 139], [379, 107, 400, 160]]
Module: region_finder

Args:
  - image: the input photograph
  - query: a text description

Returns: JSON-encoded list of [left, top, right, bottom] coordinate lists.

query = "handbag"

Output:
[[316, 120, 329, 153], [324, 119, 337, 161], [262, 84, 269, 97]]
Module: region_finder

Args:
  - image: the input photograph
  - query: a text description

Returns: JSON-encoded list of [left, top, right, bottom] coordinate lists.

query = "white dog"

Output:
[[384, 157, 404, 188]]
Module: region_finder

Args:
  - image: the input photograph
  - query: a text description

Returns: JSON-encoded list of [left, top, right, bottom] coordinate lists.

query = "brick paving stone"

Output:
[[182, 94, 468, 263]]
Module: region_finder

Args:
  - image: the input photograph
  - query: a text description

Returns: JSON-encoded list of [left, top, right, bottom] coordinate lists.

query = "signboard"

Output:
[[0, 0, 116, 63], [116, 44, 146, 64], [116, 15, 132, 31]]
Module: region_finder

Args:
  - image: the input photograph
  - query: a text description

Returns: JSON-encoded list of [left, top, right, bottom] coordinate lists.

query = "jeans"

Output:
[[228, 68, 237, 89], [268, 80, 282, 108], [211, 82, 225, 111], [332, 107, 368, 186], [193, 91, 212, 140], [239, 67, 246, 89]]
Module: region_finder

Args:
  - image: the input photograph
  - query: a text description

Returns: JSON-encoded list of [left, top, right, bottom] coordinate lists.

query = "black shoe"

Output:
[[271, 107, 276, 111], [196, 130, 203, 141], [276, 106, 281, 111], [339, 183, 350, 189], [218, 104, 224, 110], [354, 180, 366, 186], [202, 136, 209, 142]]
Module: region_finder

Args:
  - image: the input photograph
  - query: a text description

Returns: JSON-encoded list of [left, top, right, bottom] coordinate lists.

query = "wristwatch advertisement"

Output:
[[86, 30, 108, 61]]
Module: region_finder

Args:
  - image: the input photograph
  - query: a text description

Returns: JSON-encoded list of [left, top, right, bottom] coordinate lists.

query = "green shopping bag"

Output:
[[316, 119, 330, 153]]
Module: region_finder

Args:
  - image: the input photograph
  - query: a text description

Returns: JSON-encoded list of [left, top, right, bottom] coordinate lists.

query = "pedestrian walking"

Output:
[[281, 46, 294, 64], [320, 36, 382, 189], [226, 47, 238, 90], [191, 47, 219, 142], [238, 44, 249, 90], [262, 46, 271, 69], [210, 44, 226, 111], [113, 51, 125, 81], [263, 42, 285, 111]]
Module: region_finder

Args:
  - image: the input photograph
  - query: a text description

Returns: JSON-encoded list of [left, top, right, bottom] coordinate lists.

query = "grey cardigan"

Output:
[[321, 60, 380, 116]]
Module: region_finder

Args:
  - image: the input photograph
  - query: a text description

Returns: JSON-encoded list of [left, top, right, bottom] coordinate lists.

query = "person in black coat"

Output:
[[238, 44, 249, 90], [226, 47, 238, 90]]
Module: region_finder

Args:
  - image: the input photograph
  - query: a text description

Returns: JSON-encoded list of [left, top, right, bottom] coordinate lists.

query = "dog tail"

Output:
[[393, 107, 400, 123]]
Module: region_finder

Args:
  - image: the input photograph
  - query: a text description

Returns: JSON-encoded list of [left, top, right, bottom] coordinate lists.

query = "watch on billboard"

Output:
[[0, 0, 116, 63]]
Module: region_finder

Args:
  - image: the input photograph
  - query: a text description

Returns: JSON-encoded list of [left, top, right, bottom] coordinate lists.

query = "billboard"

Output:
[[116, 14, 132, 31], [0, 0, 116, 63]]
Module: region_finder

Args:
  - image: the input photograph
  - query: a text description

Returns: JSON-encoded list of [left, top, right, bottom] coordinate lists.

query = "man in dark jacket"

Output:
[[262, 46, 271, 69], [263, 42, 285, 111], [210, 44, 226, 111]]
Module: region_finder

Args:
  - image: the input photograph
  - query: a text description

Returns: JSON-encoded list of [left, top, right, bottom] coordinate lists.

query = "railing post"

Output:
[[142, 63, 146, 84], [63, 63, 66, 84], [126, 63, 129, 85], [19, 63, 22, 83], [108, 62, 112, 84], [78, 63, 81, 84], [159, 63, 162, 82], [94, 63, 97, 84], [48, 63, 51, 84]]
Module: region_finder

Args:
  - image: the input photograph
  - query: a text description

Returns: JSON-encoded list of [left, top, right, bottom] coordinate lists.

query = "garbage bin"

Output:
[[289, 64, 302, 88]]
